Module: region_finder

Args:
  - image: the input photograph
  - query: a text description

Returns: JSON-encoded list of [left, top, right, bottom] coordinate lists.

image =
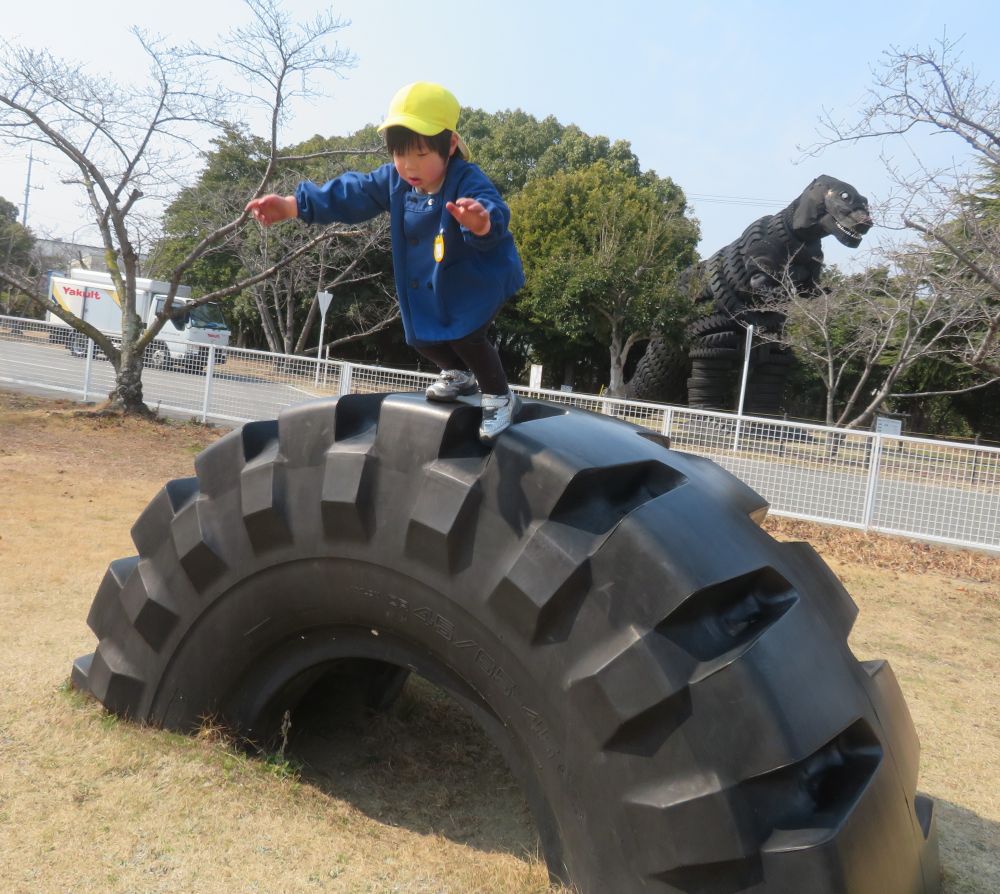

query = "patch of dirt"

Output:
[[0, 390, 224, 481], [764, 516, 1000, 585]]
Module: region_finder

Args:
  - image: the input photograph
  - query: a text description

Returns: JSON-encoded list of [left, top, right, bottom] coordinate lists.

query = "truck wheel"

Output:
[[147, 342, 171, 371], [68, 331, 88, 357], [71, 394, 939, 894]]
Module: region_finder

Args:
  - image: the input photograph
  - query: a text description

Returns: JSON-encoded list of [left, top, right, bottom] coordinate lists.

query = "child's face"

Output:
[[392, 137, 453, 194]]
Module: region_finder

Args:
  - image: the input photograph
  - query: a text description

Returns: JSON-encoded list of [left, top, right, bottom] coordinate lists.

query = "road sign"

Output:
[[315, 291, 334, 386], [874, 415, 903, 436]]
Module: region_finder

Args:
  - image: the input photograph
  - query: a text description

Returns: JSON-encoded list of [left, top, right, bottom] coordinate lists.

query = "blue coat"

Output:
[[295, 158, 524, 345]]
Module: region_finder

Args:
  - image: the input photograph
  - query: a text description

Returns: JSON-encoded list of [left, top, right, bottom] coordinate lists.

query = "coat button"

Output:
[[409, 278, 419, 289], [426, 282, 433, 289], [409, 237, 418, 245]]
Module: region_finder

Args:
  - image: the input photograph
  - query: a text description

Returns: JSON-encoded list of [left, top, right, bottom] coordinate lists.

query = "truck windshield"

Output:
[[187, 302, 227, 329]]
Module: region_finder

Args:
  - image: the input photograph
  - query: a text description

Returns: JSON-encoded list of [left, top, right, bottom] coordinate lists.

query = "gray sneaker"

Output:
[[479, 391, 520, 442], [425, 369, 479, 402]]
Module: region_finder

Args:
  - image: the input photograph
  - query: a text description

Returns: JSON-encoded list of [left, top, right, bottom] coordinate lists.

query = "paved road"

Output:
[[0, 334, 321, 426], [3, 330, 997, 551], [716, 450, 998, 547]]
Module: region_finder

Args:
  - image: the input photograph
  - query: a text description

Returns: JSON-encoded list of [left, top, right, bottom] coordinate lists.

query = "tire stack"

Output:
[[746, 342, 796, 416], [686, 311, 741, 410], [71, 394, 940, 894]]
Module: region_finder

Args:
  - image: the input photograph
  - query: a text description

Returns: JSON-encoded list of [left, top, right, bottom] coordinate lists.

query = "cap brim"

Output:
[[377, 118, 472, 161], [377, 113, 441, 136]]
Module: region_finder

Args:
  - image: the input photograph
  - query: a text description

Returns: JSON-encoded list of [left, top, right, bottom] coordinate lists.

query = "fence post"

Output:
[[662, 406, 674, 440], [338, 361, 353, 396], [861, 433, 884, 530], [82, 338, 94, 402], [200, 345, 216, 423]]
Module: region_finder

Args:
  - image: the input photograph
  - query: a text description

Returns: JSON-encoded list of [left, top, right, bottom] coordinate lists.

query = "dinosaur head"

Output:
[[791, 176, 872, 248]]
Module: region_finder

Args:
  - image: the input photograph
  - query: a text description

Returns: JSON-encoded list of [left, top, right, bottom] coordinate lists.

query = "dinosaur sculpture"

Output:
[[626, 175, 872, 414]]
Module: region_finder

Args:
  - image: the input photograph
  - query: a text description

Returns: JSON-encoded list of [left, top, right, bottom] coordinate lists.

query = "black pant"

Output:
[[415, 323, 509, 395]]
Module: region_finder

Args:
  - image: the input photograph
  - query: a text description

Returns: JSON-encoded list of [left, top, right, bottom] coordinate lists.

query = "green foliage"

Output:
[[963, 160, 1000, 223], [460, 107, 643, 197], [507, 160, 698, 389], [0, 194, 37, 314]]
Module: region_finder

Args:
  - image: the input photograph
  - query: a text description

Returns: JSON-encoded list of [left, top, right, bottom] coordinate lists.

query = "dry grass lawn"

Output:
[[0, 388, 997, 893]]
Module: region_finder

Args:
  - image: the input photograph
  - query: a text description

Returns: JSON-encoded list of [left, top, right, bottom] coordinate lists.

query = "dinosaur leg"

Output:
[[625, 335, 689, 403]]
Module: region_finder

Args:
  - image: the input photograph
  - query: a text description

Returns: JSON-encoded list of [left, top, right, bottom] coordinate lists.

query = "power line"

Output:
[[686, 192, 787, 208]]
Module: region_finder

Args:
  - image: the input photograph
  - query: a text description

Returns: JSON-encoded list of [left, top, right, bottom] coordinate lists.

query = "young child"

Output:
[[245, 81, 524, 442]]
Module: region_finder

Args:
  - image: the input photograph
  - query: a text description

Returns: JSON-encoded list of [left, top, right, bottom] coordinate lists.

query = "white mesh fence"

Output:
[[2, 313, 997, 552]]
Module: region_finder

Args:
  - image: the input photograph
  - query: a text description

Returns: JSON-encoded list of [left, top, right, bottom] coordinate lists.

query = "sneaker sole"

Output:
[[426, 384, 480, 403]]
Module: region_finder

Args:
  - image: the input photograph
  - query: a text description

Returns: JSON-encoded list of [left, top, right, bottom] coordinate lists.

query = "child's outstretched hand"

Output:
[[446, 198, 491, 236], [245, 194, 298, 227]]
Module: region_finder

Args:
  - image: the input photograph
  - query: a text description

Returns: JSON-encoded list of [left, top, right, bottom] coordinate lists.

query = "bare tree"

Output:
[[805, 35, 1000, 388], [240, 209, 396, 357], [759, 256, 997, 428], [0, 0, 368, 414]]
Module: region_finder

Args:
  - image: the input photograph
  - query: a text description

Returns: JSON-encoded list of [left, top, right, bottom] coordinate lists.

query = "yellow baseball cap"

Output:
[[378, 82, 470, 159]]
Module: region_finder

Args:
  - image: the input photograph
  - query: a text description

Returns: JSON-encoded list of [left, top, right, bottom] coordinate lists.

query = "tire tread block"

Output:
[[276, 397, 340, 467], [488, 525, 594, 645], [629, 719, 882, 879], [71, 652, 94, 693], [241, 442, 291, 551], [85, 640, 146, 717], [321, 448, 375, 540], [118, 558, 180, 651], [187, 420, 277, 495], [87, 555, 140, 637], [170, 495, 227, 591], [549, 461, 686, 537], [779, 542, 858, 639], [406, 461, 484, 572], [191, 430, 244, 495], [375, 395, 479, 468], [164, 477, 200, 512], [130, 488, 176, 556], [657, 567, 798, 664], [568, 628, 692, 753], [759, 727, 923, 894], [859, 658, 921, 800], [485, 413, 685, 531]]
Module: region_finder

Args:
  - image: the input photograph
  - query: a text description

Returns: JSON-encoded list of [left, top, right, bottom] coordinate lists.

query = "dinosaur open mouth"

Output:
[[836, 221, 861, 240]]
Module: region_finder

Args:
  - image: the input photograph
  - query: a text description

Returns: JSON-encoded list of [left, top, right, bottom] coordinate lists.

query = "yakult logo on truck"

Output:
[[63, 286, 105, 300]]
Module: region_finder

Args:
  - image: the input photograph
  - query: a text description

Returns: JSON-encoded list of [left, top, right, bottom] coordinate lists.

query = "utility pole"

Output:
[[21, 147, 44, 227]]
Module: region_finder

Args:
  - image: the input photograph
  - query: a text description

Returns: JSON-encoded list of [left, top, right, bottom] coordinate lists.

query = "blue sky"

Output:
[[3, 0, 998, 269]]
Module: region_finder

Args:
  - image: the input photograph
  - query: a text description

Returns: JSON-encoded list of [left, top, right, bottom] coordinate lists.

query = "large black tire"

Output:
[[72, 393, 939, 894], [623, 336, 689, 404]]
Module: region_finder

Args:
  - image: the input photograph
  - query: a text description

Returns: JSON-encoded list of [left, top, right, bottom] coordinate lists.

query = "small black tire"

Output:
[[72, 394, 939, 894]]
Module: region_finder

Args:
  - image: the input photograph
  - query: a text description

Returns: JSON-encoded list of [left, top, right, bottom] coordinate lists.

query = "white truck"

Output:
[[47, 268, 230, 369]]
